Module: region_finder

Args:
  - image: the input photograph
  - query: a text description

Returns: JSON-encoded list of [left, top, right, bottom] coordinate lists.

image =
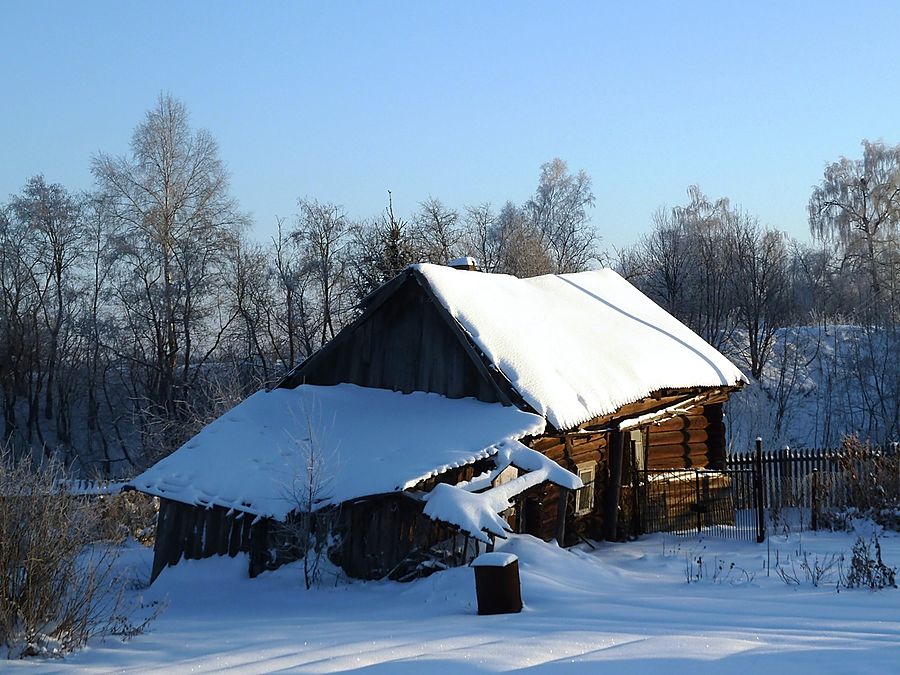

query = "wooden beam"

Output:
[[555, 487, 570, 544], [618, 394, 707, 432], [603, 429, 625, 541]]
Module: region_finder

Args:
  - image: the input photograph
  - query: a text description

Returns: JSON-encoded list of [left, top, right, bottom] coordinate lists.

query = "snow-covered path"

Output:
[[16, 530, 900, 673]]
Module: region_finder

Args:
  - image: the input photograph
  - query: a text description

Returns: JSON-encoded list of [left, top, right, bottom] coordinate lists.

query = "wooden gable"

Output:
[[280, 271, 512, 405]]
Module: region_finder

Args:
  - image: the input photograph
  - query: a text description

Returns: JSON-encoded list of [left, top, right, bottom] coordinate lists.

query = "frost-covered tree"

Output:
[[626, 187, 738, 352], [293, 199, 352, 345], [809, 140, 900, 318], [525, 158, 599, 273], [92, 93, 246, 458]]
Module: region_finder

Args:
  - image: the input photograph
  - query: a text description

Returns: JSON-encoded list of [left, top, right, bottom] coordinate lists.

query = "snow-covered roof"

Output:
[[415, 264, 747, 430], [447, 256, 477, 268], [131, 384, 545, 520]]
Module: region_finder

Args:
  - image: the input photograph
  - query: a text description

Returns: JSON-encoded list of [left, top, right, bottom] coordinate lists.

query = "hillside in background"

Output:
[[727, 325, 900, 452]]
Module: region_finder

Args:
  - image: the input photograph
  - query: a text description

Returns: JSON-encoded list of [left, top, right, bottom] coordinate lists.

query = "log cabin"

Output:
[[132, 262, 746, 582]]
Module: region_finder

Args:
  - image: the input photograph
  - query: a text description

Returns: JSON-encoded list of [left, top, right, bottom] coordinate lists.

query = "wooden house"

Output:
[[133, 263, 746, 582]]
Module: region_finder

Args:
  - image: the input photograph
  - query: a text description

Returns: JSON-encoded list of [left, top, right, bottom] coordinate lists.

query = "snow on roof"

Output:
[[131, 384, 545, 520], [447, 256, 477, 268], [422, 441, 582, 543], [415, 263, 748, 430]]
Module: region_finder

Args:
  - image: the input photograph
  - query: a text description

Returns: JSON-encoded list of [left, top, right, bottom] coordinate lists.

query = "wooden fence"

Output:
[[729, 443, 900, 518], [56, 478, 129, 496]]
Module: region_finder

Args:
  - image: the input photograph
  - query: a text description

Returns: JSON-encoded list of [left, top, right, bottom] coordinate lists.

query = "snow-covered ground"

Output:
[[14, 527, 900, 673]]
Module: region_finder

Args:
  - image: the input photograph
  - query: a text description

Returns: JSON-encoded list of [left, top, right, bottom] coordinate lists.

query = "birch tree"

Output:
[[809, 140, 900, 317], [92, 94, 246, 456], [525, 158, 599, 273]]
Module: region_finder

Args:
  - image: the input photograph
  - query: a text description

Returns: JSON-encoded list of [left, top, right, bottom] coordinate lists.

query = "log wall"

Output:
[[525, 432, 609, 544], [645, 404, 725, 470]]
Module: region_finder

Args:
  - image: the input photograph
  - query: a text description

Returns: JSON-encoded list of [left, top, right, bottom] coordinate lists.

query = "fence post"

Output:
[[754, 438, 766, 543], [694, 470, 702, 534], [811, 469, 819, 531]]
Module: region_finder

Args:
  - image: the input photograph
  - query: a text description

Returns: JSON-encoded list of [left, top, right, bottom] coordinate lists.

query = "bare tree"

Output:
[[0, 207, 42, 449], [809, 140, 900, 317], [293, 199, 351, 346], [92, 93, 247, 460], [462, 202, 500, 272], [628, 187, 737, 352], [411, 197, 463, 264], [726, 215, 792, 379], [525, 158, 599, 273], [633, 207, 694, 318], [273, 220, 321, 363], [9, 177, 83, 429]]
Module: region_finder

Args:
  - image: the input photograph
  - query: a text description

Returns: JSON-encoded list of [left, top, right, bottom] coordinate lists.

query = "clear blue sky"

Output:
[[3, 1, 900, 251]]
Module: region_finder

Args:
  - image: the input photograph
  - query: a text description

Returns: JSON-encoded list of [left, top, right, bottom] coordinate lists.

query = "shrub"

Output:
[[94, 490, 159, 546], [819, 435, 900, 531], [0, 452, 154, 658], [775, 551, 843, 588], [843, 534, 897, 590]]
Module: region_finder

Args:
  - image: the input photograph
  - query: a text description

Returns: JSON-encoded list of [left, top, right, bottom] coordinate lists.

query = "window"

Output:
[[631, 429, 646, 473], [575, 462, 595, 515]]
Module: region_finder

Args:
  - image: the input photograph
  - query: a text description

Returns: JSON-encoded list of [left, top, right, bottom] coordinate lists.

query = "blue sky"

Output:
[[3, 1, 900, 250]]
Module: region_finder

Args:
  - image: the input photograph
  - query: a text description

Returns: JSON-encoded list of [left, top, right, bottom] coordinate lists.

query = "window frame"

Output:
[[574, 462, 596, 515], [631, 428, 647, 473]]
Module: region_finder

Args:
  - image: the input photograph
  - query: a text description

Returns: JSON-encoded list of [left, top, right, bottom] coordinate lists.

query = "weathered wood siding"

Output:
[[152, 498, 262, 582], [336, 493, 486, 580], [337, 494, 427, 579], [336, 458, 494, 580], [286, 276, 499, 402]]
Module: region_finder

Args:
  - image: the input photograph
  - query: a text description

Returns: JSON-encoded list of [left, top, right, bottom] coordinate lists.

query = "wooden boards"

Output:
[[151, 498, 256, 582]]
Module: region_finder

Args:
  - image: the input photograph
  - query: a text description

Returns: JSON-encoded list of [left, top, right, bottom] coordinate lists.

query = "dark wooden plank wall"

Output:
[[292, 278, 499, 402], [152, 498, 258, 582], [337, 493, 488, 580], [335, 458, 497, 579], [337, 494, 428, 579]]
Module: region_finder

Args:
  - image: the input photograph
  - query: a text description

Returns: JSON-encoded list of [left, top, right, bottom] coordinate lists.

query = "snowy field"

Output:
[[13, 528, 900, 673]]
